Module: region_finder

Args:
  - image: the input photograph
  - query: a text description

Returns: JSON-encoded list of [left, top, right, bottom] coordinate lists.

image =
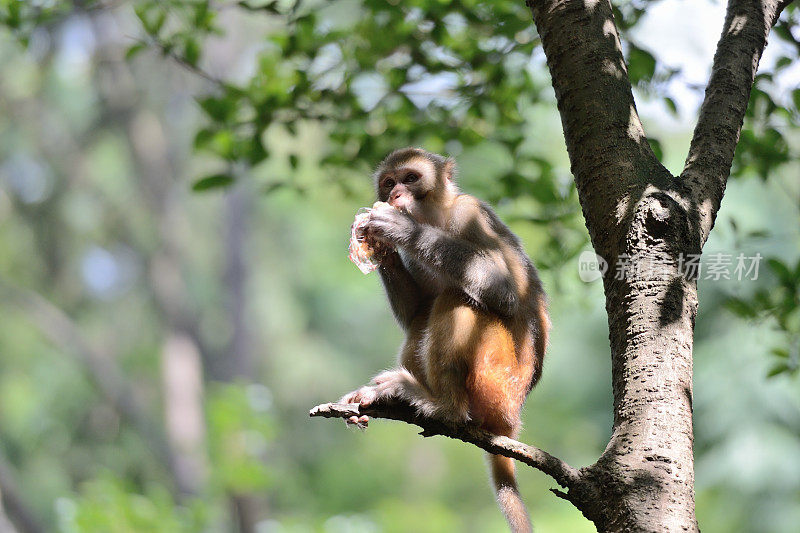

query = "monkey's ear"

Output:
[[443, 158, 456, 182]]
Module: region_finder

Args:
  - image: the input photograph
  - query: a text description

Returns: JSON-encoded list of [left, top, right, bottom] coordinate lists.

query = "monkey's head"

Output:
[[373, 147, 458, 221]]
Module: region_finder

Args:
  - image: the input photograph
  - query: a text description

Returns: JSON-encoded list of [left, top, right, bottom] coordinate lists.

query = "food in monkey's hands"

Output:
[[348, 204, 393, 274]]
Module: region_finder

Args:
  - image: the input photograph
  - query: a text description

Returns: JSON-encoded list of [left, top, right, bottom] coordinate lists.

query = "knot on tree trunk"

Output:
[[627, 190, 700, 263], [639, 191, 686, 242]]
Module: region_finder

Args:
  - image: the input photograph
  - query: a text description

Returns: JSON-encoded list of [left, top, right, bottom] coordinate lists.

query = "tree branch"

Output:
[[309, 401, 582, 489], [525, 0, 667, 256], [139, 36, 227, 87], [0, 449, 44, 533], [681, 0, 792, 243]]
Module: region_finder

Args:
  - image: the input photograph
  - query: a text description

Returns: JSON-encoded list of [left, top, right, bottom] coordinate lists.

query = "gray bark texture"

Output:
[[525, 0, 791, 530], [313, 0, 793, 531]]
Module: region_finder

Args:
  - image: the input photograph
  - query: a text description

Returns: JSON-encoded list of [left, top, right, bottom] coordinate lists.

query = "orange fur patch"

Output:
[[420, 289, 539, 433]]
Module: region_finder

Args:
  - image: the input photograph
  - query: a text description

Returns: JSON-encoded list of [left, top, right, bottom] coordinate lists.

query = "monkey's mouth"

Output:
[[391, 196, 412, 214]]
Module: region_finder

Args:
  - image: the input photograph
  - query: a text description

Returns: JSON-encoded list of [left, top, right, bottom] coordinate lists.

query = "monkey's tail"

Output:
[[489, 453, 532, 533]]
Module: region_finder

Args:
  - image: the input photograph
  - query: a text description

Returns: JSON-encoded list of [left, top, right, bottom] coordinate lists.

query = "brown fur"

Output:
[[342, 148, 548, 533]]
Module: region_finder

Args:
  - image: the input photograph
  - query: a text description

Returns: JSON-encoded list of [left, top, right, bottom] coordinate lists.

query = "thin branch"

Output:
[[309, 401, 582, 489], [681, 0, 791, 244], [0, 449, 44, 533], [135, 36, 227, 87]]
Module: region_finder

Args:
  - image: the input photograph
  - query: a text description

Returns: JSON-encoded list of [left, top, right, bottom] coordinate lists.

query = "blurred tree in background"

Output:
[[0, 0, 797, 531]]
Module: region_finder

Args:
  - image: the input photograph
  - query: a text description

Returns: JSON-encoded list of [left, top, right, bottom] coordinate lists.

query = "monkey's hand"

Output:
[[374, 244, 401, 266], [361, 230, 396, 265], [368, 203, 417, 247]]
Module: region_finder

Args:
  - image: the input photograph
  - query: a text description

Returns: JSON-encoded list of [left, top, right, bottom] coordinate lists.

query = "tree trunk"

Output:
[[222, 181, 261, 533], [161, 333, 208, 495], [523, 0, 792, 530]]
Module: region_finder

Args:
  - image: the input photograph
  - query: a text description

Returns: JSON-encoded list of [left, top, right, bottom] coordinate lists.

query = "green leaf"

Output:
[[193, 1, 214, 28], [125, 42, 147, 60], [647, 137, 663, 161], [136, 6, 167, 36], [776, 56, 792, 70], [767, 258, 795, 287], [767, 362, 791, 378], [194, 129, 236, 159], [184, 38, 201, 67], [664, 97, 678, 116], [774, 23, 794, 44], [197, 96, 237, 122], [6, 1, 21, 29], [245, 134, 269, 165], [193, 128, 215, 150], [192, 173, 234, 191], [627, 45, 656, 84], [237, 1, 280, 14], [725, 297, 758, 319], [771, 347, 790, 359], [745, 230, 769, 240], [263, 181, 288, 195], [786, 308, 800, 334]]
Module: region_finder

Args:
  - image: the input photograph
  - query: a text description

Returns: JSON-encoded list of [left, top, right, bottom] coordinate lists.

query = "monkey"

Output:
[[340, 147, 549, 533]]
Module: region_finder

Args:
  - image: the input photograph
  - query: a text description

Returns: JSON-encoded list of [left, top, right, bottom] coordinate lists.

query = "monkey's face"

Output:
[[375, 157, 437, 218]]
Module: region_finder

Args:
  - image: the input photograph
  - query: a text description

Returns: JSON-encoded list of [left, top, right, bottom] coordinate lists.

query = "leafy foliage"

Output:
[[67, 476, 208, 533], [207, 383, 275, 493], [726, 257, 800, 377], [732, 4, 800, 180], [129, 4, 541, 175]]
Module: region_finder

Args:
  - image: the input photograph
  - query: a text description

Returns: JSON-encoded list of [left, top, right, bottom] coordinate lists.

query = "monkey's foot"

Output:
[[338, 369, 425, 428], [346, 414, 370, 429], [339, 386, 381, 428], [308, 402, 367, 429]]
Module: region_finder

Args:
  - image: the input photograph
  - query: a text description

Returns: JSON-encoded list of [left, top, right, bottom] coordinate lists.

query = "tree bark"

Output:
[[681, 0, 792, 244], [523, 0, 792, 530]]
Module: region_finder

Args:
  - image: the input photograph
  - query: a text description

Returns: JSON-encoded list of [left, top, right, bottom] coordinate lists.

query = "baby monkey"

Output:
[[341, 147, 549, 533]]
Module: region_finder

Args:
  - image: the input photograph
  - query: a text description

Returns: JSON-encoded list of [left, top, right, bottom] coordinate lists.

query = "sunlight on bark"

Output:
[[615, 196, 630, 223], [727, 14, 748, 35], [601, 57, 625, 79], [627, 104, 646, 143]]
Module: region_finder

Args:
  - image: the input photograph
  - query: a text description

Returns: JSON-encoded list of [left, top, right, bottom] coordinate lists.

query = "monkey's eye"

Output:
[[383, 179, 395, 189], [404, 172, 418, 184]]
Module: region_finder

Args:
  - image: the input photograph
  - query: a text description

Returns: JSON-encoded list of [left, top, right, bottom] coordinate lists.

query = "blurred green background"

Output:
[[0, 1, 798, 532]]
